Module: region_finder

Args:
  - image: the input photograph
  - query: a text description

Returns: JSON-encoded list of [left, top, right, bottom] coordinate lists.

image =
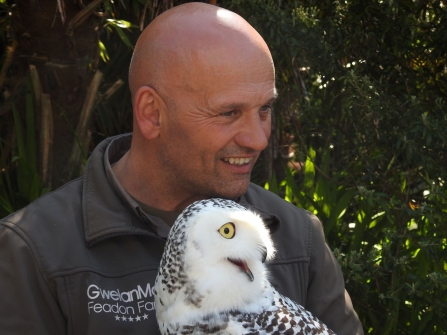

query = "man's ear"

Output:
[[133, 86, 164, 140]]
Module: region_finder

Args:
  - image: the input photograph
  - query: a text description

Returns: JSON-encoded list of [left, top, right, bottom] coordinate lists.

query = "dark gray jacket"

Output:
[[0, 134, 363, 334]]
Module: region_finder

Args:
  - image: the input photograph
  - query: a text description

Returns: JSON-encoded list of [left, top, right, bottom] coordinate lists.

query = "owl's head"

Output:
[[163, 199, 276, 313], [184, 202, 276, 277]]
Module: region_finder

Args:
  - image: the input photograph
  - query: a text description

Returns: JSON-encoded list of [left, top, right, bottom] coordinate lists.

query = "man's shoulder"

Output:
[[246, 183, 314, 224], [1, 177, 84, 229], [245, 183, 323, 258], [0, 177, 85, 274]]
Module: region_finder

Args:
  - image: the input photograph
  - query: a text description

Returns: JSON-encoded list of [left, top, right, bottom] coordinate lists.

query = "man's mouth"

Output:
[[222, 157, 252, 165]]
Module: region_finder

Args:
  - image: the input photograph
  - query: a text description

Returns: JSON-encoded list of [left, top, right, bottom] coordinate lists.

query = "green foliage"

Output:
[[0, 80, 49, 217], [104, 19, 136, 49], [233, 0, 447, 333], [266, 151, 447, 334]]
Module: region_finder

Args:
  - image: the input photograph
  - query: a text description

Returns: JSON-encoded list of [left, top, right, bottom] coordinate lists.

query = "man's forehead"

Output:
[[218, 97, 277, 111], [167, 44, 275, 95], [130, 3, 274, 100], [208, 85, 278, 110]]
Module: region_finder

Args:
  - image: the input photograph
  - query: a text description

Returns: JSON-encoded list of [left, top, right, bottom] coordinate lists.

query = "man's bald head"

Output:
[[128, 2, 274, 101], [115, 3, 276, 210]]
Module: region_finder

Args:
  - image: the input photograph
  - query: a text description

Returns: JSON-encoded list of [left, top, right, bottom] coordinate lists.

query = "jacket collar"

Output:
[[82, 134, 157, 246], [238, 196, 280, 234], [82, 133, 280, 246]]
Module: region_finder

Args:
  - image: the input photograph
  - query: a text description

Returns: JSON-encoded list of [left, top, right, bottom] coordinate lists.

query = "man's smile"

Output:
[[222, 157, 252, 165]]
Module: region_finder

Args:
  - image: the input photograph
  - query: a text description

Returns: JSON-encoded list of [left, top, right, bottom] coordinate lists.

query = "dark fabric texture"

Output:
[[0, 133, 364, 334]]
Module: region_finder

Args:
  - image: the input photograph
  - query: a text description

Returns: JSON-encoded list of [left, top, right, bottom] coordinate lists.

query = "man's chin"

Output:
[[212, 179, 251, 200]]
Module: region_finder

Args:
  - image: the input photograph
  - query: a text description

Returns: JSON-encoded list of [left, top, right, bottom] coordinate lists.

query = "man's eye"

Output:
[[221, 110, 238, 117], [260, 104, 272, 113]]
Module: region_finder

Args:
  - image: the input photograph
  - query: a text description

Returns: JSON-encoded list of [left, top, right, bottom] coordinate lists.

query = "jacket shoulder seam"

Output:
[[306, 211, 313, 259], [0, 177, 83, 221], [47, 265, 159, 280], [269, 256, 310, 265]]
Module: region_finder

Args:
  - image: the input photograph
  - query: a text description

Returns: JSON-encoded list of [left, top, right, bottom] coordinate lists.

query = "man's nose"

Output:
[[234, 112, 271, 151]]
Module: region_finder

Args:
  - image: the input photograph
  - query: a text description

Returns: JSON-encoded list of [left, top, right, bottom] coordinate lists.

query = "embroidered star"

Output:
[[115, 315, 120, 321], [135, 315, 141, 321], [121, 316, 127, 321], [128, 316, 134, 322], [142, 314, 149, 320]]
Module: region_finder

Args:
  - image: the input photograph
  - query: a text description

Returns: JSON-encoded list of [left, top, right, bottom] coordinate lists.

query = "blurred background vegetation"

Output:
[[0, 0, 446, 333]]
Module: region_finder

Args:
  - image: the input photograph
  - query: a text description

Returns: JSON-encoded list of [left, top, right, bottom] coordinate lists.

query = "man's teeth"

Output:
[[223, 157, 251, 165]]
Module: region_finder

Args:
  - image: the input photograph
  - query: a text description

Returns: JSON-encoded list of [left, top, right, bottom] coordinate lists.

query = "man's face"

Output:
[[156, 50, 276, 201]]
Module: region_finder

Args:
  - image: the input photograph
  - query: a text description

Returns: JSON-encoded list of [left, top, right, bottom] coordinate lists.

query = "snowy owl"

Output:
[[154, 198, 336, 335]]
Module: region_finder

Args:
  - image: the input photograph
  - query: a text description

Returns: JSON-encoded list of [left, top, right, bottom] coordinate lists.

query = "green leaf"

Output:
[[303, 147, 316, 190], [25, 78, 36, 174], [265, 171, 280, 195], [29, 173, 42, 202], [0, 194, 13, 214], [11, 156, 21, 163], [324, 188, 355, 235], [416, 311, 433, 334], [11, 103, 25, 161], [111, 25, 134, 49], [99, 40, 110, 62], [106, 18, 134, 29]]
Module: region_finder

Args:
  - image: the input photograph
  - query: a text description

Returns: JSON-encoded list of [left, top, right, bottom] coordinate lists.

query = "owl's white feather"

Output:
[[154, 198, 336, 335]]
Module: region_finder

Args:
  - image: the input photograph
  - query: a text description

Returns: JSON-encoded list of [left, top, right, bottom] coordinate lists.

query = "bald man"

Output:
[[0, 3, 363, 335]]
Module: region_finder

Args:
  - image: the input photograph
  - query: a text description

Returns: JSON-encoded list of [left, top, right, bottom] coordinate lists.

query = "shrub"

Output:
[[223, 0, 447, 333]]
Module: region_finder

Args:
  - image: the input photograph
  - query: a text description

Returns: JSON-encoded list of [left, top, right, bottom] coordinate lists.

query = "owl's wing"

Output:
[[225, 285, 336, 335], [270, 288, 336, 335], [160, 311, 238, 335]]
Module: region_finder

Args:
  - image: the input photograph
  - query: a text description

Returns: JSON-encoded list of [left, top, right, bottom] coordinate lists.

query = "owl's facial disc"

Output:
[[228, 258, 254, 282]]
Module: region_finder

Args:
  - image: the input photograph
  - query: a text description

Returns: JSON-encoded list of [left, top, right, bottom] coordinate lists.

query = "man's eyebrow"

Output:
[[270, 92, 279, 102], [221, 93, 278, 110]]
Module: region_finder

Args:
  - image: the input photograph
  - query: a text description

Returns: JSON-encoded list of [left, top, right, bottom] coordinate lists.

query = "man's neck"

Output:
[[112, 148, 206, 212]]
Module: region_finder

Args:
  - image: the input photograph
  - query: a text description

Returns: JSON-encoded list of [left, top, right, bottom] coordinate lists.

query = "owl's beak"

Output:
[[261, 246, 268, 263], [228, 258, 254, 282]]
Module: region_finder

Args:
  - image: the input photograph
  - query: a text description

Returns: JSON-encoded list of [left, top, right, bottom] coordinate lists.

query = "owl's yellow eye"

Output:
[[218, 222, 236, 239]]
